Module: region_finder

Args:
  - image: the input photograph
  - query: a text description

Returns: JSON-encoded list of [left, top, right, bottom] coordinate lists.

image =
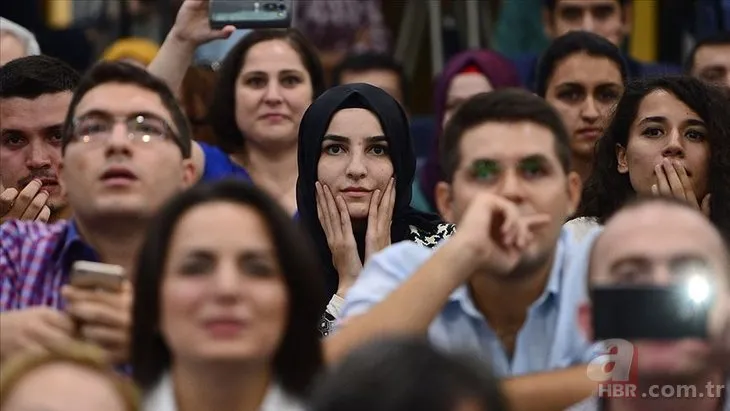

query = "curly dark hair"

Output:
[[576, 76, 730, 241]]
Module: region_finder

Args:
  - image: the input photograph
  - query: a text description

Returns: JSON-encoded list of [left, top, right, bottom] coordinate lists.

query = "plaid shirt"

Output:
[[1, 219, 99, 311]]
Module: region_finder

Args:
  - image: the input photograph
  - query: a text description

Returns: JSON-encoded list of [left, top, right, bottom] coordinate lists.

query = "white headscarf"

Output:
[[0, 17, 41, 56]]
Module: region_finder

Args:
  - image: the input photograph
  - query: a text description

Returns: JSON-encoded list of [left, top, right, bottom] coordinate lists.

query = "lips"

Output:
[[576, 127, 603, 140], [202, 318, 248, 337], [100, 166, 138, 185]]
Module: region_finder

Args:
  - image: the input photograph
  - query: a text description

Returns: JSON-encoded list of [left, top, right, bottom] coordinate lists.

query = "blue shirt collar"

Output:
[[54, 219, 100, 272]]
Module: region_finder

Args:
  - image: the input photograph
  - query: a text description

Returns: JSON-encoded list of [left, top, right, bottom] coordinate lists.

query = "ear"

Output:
[[615, 144, 629, 174], [58, 160, 68, 199], [542, 7, 555, 39], [181, 159, 197, 188], [621, 2, 633, 37], [566, 171, 582, 217], [435, 181, 455, 223], [578, 301, 594, 342]]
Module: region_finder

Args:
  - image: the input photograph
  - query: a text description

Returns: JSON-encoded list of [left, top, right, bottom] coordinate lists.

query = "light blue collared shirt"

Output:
[[340, 225, 602, 377]]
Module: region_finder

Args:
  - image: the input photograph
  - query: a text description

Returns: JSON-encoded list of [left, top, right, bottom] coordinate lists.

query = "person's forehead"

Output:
[[0, 93, 72, 130], [241, 40, 306, 73], [693, 44, 730, 68], [555, 0, 620, 9], [458, 121, 560, 164], [550, 53, 623, 86], [74, 83, 173, 123], [596, 205, 725, 265]]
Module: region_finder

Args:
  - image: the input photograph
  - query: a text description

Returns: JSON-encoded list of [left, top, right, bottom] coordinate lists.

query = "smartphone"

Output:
[[591, 283, 714, 341], [70, 261, 125, 292], [209, 0, 292, 30]]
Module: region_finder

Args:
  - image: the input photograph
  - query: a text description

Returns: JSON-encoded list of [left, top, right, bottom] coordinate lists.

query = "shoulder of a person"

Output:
[[563, 217, 603, 245], [260, 383, 305, 411], [197, 141, 228, 161], [0, 220, 67, 245]]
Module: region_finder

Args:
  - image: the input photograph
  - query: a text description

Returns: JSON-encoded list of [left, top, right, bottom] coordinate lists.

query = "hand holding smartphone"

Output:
[[69, 261, 126, 292], [209, 0, 292, 29]]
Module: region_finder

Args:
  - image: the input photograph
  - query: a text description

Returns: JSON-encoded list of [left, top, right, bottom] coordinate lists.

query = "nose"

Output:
[[653, 264, 673, 286], [104, 122, 133, 157], [661, 129, 685, 159], [25, 139, 53, 169], [211, 262, 241, 303], [345, 152, 367, 180], [263, 80, 283, 105], [580, 15, 596, 32], [581, 96, 600, 122], [497, 168, 525, 204]]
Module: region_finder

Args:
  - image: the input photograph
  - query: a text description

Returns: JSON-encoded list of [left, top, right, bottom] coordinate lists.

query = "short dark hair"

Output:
[[131, 179, 326, 398], [331, 52, 408, 100], [685, 31, 730, 73], [60, 61, 192, 159], [439, 88, 572, 183], [543, 0, 628, 13], [209, 29, 325, 154], [0, 55, 80, 99], [536, 31, 628, 97], [576, 76, 730, 242], [309, 337, 509, 411]]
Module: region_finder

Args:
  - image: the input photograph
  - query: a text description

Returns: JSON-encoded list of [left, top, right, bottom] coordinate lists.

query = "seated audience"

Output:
[[102, 37, 160, 68], [574, 76, 730, 241], [310, 337, 509, 411], [0, 17, 40, 66], [570, 196, 730, 410], [416, 49, 522, 213], [149, 2, 325, 214], [0, 55, 80, 223], [513, 0, 680, 90], [685, 32, 730, 90], [295, 83, 453, 335], [131, 180, 324, 411], [536, 31, 628, 182], [331, 52, 408, 107], [0, 342, 138, 411], [0, 62, 195, 366], [328, 90, 595, 377]]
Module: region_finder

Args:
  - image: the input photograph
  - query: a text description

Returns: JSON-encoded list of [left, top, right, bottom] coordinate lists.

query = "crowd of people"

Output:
[[1, 1, 729, 411]]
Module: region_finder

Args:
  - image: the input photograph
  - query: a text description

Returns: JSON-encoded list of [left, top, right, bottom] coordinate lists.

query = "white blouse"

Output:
[[142, 373, 304, 411]]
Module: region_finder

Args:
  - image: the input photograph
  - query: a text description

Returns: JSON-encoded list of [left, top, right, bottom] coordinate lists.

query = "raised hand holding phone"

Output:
[[171, 0, 236, 47]]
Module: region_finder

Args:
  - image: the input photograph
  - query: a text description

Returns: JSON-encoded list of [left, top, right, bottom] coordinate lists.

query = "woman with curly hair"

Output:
[[572, 76, 730, 240]]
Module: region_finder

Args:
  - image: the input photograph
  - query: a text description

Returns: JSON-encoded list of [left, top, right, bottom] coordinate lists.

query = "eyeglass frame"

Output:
[[66, 111, 181, 149]]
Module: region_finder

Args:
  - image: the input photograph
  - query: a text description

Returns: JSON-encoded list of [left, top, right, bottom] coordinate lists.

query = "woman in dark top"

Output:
[[295, 83, 455, 335]]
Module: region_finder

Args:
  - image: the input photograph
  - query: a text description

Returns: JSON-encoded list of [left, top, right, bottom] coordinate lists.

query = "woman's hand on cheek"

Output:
[[316, 182, 363, 295], [365, 177, 395, 260]]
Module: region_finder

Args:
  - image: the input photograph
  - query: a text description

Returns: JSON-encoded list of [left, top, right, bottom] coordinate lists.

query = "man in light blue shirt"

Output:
[[334, 89, 600, 377]]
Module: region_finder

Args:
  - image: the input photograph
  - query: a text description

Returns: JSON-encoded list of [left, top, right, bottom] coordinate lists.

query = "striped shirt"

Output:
[[1, 219, 99, 311]]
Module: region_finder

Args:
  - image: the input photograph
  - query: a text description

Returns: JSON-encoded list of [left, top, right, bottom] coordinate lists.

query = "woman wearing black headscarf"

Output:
[[296, 83, 455, 336]]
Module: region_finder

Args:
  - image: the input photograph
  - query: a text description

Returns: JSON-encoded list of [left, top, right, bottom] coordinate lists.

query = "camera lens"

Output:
[[263, 2, 277, 11]]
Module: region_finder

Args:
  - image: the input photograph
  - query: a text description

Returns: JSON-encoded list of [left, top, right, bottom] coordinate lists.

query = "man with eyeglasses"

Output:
[[0, 62, 196, 366]]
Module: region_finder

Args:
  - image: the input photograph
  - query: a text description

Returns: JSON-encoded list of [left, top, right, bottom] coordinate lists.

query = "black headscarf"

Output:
[[296, 83, 443, 297]]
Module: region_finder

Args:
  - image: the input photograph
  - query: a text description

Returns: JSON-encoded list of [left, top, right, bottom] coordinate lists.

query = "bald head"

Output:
[[590, 198, 729, 288]]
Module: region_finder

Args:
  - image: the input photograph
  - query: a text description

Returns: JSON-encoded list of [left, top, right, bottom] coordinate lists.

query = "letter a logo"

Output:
[[587, 339, 637, 383]]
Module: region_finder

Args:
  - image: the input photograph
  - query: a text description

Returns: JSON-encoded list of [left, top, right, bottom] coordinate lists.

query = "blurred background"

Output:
[[1, 0, 727, 115]]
